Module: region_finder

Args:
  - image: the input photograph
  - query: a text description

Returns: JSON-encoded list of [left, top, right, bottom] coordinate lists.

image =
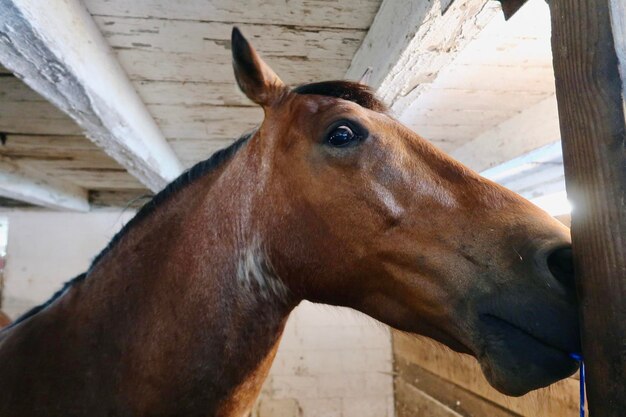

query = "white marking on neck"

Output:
[[237, 237, 290, 302]]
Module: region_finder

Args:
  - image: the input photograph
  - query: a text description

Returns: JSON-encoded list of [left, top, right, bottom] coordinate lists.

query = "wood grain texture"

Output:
[[451, 95, 560, 171], [149, 104, 262, 140], [0, 101, 84, 136], [395, 356, 520, 417], [167, 137, 241, 168], [395, 378, 463, 417], [114, 49, 352, 84], [89, 189, 152, 208], [24, 164, 143, 190], [84, 0, 381, 29], [94, 17, 366, 61], [0, 134, 146, 190], [132, 80, 252, 107], [0, 0, 183, 191], [347, 0, 501, 105], [0, 156, 89, 211], [0, 75, 46, 101], [0, 76, 150, 194], [549, 0, 626, 415], [374, 0, 559, 162], [392, 332, 580, 417]]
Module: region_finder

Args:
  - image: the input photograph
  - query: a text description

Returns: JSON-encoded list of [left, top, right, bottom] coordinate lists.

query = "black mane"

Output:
[[3, 273, 87, 330], [87, 132, 253, 272], [88, 81, 383, 274], [293, 80, 387, 112], [4, 80, 385, 330], [4, 133, 252, 329]]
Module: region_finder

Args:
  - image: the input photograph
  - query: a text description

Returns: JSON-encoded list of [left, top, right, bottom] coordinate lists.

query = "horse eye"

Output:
[[327, 125, 357, 147]]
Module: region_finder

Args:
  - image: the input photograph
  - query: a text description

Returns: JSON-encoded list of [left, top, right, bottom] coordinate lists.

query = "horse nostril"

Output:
[[547, 246, 575, 287]]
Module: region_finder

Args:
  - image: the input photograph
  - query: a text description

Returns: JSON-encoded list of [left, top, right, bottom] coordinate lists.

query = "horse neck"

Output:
[[0, 311, 10, 329], [2, 144, 296, 416]]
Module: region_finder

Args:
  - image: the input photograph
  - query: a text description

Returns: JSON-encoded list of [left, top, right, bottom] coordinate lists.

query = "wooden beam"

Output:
[[91, 16, 363, 87], [0, 134, 146, 191], [0, 216, 6, 321], [345, 0, 501, 108], [610, 0, 626, 103], [94, 17, 365, 62], [0, 100, 84, 136], [395, 377, 463, 417], [0, 0, 183, 192], [89, 189, 151, 209], [549, 0, 626, 415], [479, 141, 566, 200], [451, 95, 559, 172], [0, 157, 89, 211], [479, 142, 562, 183], [83, 0, 381, 30]]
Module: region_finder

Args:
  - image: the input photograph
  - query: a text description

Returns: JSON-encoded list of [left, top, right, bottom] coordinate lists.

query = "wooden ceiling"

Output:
[[86, 0, 380, 167], [0, 0, 564, 210], [0, 0, 381, 207], [0, 64, 145, 205], [397, 0, 554, 154]]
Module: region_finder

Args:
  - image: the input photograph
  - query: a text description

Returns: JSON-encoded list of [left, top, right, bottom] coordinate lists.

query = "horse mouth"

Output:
[[476, 313, 579, 396], [480, 314, 576, 356]]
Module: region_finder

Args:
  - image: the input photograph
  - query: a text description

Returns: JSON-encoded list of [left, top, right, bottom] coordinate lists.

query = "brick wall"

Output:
[[253, 301, 394, 417]]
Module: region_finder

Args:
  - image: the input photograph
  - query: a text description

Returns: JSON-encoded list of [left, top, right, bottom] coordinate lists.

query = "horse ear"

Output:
[[231, 27, 286, 107]]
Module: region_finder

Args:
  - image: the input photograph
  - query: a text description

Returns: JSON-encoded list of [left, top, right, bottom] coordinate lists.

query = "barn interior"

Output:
[[0, 0, 593, 416]]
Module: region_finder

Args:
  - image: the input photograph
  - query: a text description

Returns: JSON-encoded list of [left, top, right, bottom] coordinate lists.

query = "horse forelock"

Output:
[[292, 80, 387, 113]]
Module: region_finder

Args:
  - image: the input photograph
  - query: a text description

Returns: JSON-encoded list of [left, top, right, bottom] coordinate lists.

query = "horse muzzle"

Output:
[[470, 244, 581, 395]]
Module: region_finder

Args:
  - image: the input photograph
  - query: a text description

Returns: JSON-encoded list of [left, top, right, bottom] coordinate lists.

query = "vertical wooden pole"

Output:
[[549, 0, 626, 415]]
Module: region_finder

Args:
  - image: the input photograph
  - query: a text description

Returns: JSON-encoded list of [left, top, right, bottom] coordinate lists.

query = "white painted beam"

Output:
[[478, 142, 568, 216], [609, 0, 626, 107], [346, 0, 502, 109], [0, 0, 184, 192], [0, 157, 89, 212], [480, 141, 565, 199], [451, 94, 560, 172]]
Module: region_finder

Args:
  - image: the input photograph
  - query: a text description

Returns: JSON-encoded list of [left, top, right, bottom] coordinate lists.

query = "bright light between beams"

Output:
[[530, 191, 572, 216]]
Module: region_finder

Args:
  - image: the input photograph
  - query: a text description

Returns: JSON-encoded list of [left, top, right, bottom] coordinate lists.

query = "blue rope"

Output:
[[570, 353, 585, 417]]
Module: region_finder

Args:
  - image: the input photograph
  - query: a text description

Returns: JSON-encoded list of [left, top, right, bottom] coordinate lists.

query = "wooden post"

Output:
[[549, 1, 626, 415]]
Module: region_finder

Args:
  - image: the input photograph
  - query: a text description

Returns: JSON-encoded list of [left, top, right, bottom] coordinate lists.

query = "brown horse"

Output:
[[0, 28, 579, 416], [0, 311, 9, 329]]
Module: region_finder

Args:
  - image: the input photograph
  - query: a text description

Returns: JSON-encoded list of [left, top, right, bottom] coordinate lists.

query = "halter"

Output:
[[569, 353, 585, 417]]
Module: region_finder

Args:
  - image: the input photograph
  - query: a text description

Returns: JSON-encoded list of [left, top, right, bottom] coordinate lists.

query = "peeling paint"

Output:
[[0, 0, 182, 193]]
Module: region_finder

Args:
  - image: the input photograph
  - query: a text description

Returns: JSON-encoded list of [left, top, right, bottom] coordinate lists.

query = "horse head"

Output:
[[230, 28, 579, 396]]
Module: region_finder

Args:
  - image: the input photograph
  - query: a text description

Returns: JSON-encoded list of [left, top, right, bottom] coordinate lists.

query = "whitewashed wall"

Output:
[[254, 302, 394, 417], [0, 210, 394, 417], [0, 210, 135, 317]]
